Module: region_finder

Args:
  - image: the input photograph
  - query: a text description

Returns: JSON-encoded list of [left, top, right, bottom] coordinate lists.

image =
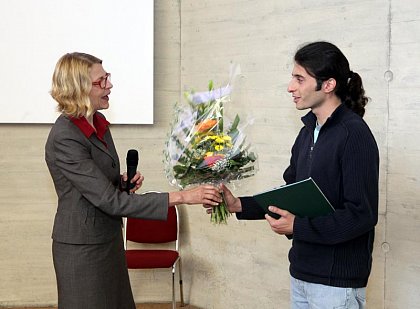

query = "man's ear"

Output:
[[323, 78, 336, 94]]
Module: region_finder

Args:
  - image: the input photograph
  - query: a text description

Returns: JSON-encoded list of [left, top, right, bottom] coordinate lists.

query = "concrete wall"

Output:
[[1, 0, 419, 308]]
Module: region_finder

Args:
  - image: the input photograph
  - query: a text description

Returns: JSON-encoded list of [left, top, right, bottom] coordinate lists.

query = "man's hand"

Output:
[[265, 206, 295, 235]]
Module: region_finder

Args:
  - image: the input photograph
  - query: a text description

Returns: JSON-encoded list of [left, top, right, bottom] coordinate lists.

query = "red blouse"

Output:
[[70, 113, 110, 147]]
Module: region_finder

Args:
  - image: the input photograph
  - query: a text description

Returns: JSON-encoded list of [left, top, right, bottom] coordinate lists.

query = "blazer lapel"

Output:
[[89, 135, 117, 162]]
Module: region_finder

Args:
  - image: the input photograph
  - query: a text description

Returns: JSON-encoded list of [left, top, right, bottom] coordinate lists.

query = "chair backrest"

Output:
[[125, 205, 178, 244]]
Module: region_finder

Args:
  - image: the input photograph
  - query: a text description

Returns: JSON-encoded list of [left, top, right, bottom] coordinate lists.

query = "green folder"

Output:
[[253, 177, 335, 219]]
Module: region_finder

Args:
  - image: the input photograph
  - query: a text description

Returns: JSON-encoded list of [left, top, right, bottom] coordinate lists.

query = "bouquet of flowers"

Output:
[[164, 72, 258, 224]]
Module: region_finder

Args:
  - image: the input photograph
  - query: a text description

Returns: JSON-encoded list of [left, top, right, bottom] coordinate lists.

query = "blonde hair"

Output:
[[50, 52, 102, 118]]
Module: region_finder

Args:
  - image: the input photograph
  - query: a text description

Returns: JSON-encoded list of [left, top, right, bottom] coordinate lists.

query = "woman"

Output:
[[45, 52, 221, 309]]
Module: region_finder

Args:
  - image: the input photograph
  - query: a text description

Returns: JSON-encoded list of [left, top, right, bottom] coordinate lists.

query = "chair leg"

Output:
[[172, 267, 176, 309], [178, 258, 185, 307]]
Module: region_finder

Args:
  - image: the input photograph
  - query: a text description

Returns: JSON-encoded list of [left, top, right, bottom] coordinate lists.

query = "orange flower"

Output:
[[196, 119, 217, 133]]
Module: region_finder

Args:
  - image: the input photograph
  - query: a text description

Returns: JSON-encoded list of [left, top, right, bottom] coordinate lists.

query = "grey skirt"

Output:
[[52, 234, 136, 309]]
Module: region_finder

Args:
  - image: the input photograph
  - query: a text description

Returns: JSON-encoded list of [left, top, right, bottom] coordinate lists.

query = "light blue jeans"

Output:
[[290, 276, 366, 309]]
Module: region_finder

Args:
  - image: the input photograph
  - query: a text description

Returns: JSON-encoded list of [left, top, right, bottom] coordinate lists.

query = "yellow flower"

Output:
[[215, 145, 224, 151]]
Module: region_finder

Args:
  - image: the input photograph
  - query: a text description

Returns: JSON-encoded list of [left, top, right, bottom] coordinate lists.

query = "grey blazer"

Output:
[[45, 113, 168, 245]]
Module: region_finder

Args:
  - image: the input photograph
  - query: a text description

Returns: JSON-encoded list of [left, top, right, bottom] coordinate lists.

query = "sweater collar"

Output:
[[301, 103, 348, 129]]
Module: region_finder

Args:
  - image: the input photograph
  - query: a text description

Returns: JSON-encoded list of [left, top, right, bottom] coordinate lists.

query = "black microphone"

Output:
[[126, 149, 139, 193]]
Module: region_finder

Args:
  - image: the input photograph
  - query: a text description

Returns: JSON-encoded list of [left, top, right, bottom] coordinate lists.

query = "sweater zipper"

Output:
[[308, 135, 315, 176]]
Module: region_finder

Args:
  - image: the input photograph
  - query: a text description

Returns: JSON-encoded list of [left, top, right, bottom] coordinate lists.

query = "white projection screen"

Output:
[[0, 1, 153, 124]]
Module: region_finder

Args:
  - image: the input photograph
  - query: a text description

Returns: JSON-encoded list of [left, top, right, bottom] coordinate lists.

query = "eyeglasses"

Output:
[[92, 73, 111, 89]]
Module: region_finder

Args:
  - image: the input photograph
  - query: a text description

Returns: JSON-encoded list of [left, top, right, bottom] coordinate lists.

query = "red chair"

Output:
[[123, 205, 184, 309]]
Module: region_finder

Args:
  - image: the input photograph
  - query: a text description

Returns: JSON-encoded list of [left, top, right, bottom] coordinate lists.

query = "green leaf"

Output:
[[230, 114, 240, 131]]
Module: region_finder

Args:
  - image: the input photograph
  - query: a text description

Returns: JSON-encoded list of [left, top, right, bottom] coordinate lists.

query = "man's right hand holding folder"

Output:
[[264, 206, 294, 236]]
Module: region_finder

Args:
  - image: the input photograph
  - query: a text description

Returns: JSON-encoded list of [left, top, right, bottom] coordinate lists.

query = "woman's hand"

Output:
[[169, 185, 222, 206], [203, 183, 242, 214], [122, 171, 144, 193]]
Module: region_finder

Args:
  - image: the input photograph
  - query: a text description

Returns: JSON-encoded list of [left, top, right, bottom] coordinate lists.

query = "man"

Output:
[[218, 41, 379, 308]]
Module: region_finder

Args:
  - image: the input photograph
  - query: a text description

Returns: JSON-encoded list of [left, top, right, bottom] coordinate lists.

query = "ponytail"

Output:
[[340, 71, 369, 118]]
